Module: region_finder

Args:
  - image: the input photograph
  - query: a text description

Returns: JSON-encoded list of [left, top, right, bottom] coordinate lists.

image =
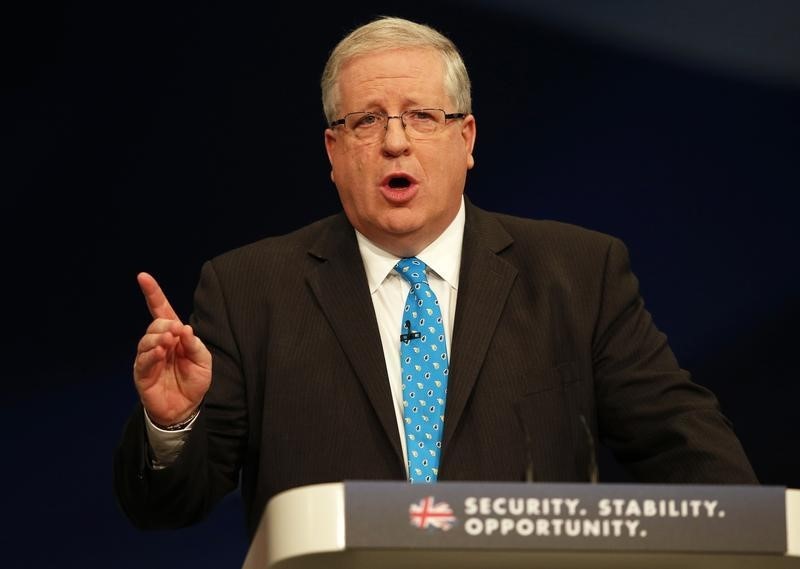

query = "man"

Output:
[[114, 16, 757, 539]]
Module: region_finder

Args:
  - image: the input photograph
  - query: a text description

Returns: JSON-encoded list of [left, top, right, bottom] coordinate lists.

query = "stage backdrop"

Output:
[[4, 1, 798, 567]]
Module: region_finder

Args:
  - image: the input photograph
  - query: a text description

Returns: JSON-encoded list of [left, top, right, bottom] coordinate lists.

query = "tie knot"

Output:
[[395, 257, 428, 285]]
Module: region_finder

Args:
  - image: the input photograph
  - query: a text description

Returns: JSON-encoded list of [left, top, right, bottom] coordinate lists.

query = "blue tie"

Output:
[[395, 257, 449, 483]]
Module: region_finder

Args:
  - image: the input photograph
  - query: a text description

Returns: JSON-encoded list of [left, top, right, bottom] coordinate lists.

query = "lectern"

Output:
[[242, 481, 799, 568]]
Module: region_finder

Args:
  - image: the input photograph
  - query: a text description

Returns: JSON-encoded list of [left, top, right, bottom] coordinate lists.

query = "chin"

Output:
[[379, 208, 426, 235]]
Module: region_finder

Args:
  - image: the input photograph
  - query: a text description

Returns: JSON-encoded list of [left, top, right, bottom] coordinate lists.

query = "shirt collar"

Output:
[[356, 196, 465, 293]]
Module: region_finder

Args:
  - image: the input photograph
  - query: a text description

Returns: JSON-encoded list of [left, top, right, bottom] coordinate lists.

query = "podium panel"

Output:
[[243, 481, 800, 569]]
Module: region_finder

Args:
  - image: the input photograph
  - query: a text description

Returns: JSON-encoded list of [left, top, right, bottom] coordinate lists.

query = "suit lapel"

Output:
[[305, 215, 404, 465], [303, 203, 517, 467], [444, 201, 517, 448]]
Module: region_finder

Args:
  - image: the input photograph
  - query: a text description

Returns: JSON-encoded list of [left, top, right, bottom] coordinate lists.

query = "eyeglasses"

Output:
[[329, 108, 466, 142]]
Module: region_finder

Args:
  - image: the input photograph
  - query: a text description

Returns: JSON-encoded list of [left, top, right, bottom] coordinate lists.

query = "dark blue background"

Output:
[[4, 1, 798, 567]]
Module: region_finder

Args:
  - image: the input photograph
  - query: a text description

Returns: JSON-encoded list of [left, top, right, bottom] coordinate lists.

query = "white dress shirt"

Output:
[[355, 197, 464, 475]]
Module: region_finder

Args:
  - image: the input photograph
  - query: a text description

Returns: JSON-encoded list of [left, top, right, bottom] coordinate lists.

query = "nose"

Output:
[[382, 115, 411, 155]]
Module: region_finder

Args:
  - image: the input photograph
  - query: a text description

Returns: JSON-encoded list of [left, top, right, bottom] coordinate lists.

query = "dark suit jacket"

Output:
[[114, 198, 757, 538]]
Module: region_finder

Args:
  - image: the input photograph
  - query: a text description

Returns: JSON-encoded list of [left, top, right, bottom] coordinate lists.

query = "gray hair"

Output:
[[321, 16, 472, 124]]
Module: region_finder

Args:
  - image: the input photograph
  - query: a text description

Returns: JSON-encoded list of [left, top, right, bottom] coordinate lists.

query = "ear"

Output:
[[324, 128, 338, 168], [461, 114, 477, 170]]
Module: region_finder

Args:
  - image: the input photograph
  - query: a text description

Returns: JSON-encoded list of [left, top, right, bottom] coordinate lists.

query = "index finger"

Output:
[[137, 271, 181, 321]]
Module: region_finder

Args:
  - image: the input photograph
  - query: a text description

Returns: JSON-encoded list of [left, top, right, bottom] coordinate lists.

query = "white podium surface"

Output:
[[242, 481, 800, 569]]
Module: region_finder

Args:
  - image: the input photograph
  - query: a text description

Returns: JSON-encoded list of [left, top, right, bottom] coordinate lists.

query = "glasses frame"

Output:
[[329, 108, 467, 139]]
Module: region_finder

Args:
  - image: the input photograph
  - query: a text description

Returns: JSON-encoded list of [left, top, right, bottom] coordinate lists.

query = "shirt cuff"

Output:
[[143, 408, 199, 469]]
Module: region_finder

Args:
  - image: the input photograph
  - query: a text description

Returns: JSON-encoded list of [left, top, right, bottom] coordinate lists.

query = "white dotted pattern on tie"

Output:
[[395, 257, 449, 484]]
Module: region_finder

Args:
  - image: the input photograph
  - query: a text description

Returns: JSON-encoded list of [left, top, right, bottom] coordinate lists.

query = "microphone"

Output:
[[579, 413, 599, 483], [399, 319, 421, 342], [514, 407, 597, 483], [514, 404, 535, 483]]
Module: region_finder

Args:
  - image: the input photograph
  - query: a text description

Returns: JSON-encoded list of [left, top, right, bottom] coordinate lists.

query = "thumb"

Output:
[[178, 324, 210, 363]]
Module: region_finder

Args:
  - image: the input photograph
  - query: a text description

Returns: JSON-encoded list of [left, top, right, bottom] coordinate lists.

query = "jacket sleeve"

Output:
[[113, 260, 248, 529], [592, 237, 758, 483]]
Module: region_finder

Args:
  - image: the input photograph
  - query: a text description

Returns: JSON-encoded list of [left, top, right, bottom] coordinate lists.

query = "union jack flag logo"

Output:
[[409, 496, 457, 531]]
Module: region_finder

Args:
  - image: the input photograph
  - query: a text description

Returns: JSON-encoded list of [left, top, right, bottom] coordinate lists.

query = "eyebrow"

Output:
[[353, 96, 428, 112]]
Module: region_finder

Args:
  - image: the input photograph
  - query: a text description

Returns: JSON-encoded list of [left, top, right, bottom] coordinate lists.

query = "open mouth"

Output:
[[387, 176, 412, 189]]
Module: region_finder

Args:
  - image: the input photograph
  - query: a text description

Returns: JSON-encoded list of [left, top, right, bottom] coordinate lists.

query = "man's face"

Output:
[[324, 47, 476, 257]]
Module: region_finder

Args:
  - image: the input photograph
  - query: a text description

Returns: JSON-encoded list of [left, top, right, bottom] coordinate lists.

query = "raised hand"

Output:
[[133, 272, 212, 426]]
